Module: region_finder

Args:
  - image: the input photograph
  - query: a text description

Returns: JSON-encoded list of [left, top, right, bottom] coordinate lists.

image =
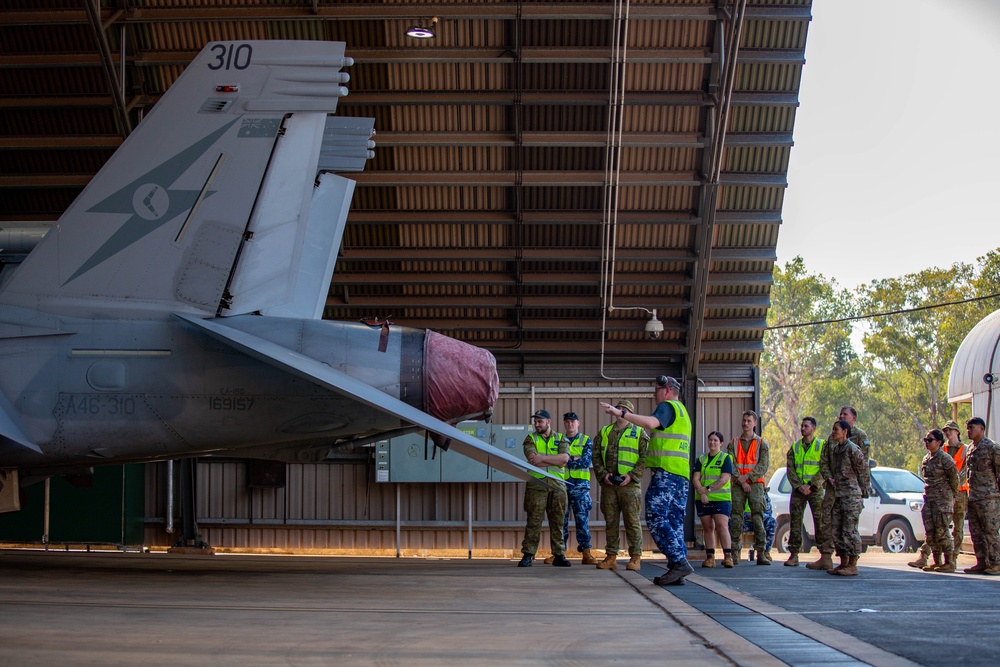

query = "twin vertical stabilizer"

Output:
[[0, 41, 372, 320]]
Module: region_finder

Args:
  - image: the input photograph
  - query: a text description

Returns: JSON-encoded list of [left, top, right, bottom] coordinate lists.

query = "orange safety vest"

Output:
[[953, 444, 969, 493], [733, 437, 765, 484]]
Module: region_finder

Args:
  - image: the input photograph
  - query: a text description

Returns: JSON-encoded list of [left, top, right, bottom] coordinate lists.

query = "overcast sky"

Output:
[[776, 0, 1000, 289]]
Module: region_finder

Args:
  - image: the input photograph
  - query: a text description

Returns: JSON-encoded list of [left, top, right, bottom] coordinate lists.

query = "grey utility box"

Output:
[[375, 421, 532, 483]]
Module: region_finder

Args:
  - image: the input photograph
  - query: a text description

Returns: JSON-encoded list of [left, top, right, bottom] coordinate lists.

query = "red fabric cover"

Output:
[[423, 330, 499, 422]]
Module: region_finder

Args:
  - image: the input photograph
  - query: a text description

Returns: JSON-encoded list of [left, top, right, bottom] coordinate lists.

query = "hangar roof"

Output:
[[0, 0, 811, 381]]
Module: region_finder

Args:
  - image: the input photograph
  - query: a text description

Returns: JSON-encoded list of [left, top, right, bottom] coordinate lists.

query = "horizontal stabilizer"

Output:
[[175, 314, 552, 482]]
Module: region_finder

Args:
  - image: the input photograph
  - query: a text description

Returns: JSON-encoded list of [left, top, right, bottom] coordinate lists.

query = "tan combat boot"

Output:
[[543, 555, 555, 564], [731, 548, 741, 566], [702, 555, 716, 568], [763, 549, 773, 563], [722, 551, 734, 568], [833, 554, 859, 576], [922, 552, 942, 572], [756, 550, 771, 565], [596, 554, 618, 570], [626, 555, 642, 571], [965, 560, 988, 574], [827, 552, 847, 574], [806, 552, 833, 571], [784, 551, 799, 567], [907, 551, 929, 569], [582, 548, 597, 565], [937, 553, 956, 573]]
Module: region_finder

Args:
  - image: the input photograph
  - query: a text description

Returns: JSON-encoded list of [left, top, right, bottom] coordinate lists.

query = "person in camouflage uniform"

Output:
[[784, 416, 827, 567], [518, 409, 571, 567], [825, 420, 868, 576], [601, 375, 693, 586], [962, 417, 1000, 575], [840, 406, 871, 492], [910, 420, 969, 569], [808, 407, 869, 572], [727, 410, 770, 565], [593, 399, 649, 571], [916, 428, 959, 572]]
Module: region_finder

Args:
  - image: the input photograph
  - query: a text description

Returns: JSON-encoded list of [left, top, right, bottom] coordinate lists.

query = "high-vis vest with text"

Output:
[[599, 423, 643, 475], [648, 400, 692, 478], [734, 437, 765, 484], [792, 437, 825, 484], [698, 451, 732, 502], [566, 433, 592, 481], [529, 432, 567, 480]]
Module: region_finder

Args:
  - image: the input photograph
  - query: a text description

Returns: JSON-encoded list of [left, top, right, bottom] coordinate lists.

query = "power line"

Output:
[[765, 292, 1000, 331]]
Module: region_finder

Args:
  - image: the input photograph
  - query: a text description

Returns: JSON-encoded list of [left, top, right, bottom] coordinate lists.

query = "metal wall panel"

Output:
[[143, 380, 754, 554]]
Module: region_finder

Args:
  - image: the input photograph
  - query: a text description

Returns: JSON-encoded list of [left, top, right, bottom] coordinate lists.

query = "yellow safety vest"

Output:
[[565, 433, 591, 481], [599, 423, 643, 474], [698, 451, 732, 502], [792, 437, 824, 484], [647, 400, 692, 479], [529, 432, 567, 480]]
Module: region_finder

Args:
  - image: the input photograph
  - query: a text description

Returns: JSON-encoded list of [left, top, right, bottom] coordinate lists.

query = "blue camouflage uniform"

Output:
[[562, 432, 593, 552], [742, 494, 777, 552], [645, 400, 692, 569]]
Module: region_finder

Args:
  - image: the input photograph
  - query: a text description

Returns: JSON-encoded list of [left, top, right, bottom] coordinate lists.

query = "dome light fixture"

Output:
[[405, 17, 438, 39]]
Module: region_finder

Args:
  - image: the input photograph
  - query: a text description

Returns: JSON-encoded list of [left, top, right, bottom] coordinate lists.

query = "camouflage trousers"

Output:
[[831, 494, 863, 557], [817, 489, 836, 555], [920, 501, 955, 556], [729, 481, 767, 551], [521, 481, 568, 557], [562, 480, 593, 551], [645, 469, 689, 565], [599, 483, 643, 557], [788, 488, 827, 554], [919, 492, 967, 558], [967, 498, 1000, 567]]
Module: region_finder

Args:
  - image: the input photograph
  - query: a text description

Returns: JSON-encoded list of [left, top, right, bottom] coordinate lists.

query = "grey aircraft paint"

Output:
[[0, 41, 546, 496]]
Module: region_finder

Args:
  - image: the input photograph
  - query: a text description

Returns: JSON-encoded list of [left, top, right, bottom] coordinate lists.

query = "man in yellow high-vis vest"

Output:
[[784, 416, 826, 567], [518, 409, 571, 568], [593, 399, 649, 571], [601, 375, 693, 586]]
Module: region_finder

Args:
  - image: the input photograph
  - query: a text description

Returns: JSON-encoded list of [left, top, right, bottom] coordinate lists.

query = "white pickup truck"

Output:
[[767, 466, 926, 553]]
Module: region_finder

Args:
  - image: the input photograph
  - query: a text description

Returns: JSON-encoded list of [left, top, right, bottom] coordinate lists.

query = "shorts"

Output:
[[695, 500, 732, 517]]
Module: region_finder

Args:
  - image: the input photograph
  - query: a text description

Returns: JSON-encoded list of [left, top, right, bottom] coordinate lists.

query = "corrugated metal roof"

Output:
[[0, 0, 813, 380]]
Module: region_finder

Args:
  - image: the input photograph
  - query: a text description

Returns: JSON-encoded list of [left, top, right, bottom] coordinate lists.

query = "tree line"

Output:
[[760, 250, 1000, 476]]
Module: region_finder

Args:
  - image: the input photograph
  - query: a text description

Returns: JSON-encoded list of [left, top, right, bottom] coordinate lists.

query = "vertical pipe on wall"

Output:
[[467, 483, 473, 559], [395, 484, 401, 558], [42, 478, 50, 548], [165, 460, 175, 534]]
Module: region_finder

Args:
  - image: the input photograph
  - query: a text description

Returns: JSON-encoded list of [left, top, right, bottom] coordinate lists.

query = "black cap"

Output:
[[656, 375, 681, 391], [531, 409, 551, 420], [563, 412, 579, 421]]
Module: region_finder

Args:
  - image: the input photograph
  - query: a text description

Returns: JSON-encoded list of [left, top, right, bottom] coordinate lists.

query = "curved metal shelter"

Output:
[[0, 0, 812, 384], [949, 307, 1000, 436]]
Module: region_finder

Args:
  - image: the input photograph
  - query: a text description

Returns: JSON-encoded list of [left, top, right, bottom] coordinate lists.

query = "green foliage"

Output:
[[761, 253, 999, 478], [760, 257, 859, 477]]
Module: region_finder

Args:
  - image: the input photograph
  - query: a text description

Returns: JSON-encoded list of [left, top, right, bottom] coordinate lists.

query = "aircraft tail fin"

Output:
[[0, 41, 372, 318]]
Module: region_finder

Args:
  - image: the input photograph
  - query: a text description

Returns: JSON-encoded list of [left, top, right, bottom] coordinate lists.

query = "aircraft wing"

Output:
[[175, 314, 556, 483]]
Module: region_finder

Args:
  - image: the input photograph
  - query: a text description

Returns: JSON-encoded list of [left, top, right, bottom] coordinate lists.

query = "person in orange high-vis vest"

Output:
[[727, 410, 770, 565], [910, 419, 970, 569]]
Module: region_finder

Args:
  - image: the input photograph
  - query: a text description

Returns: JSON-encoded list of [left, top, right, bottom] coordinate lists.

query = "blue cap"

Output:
[[531, 409, 551, 420], [563, 412, 579, 421]]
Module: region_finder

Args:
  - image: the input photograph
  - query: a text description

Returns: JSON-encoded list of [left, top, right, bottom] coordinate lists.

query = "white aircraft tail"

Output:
[[0, 41, 373, 319]]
